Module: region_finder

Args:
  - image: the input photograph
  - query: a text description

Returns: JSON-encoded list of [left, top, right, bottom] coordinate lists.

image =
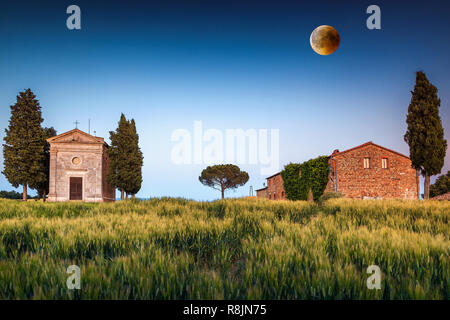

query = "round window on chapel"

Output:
[[72, 157, 81, 165]]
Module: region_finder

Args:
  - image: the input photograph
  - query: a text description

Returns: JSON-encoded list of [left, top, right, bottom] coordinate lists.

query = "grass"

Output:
[[0, 197, 448, 299]]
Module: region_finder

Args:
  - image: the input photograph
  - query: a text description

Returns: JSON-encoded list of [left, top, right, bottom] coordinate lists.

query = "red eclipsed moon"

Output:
[[310, 25, 340, 55]]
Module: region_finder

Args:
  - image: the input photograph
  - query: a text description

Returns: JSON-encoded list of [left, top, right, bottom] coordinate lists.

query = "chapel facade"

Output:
[[47, 129, 115, 202]]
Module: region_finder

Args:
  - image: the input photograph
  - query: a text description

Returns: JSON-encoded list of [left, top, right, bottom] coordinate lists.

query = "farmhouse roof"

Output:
[[265, 172, 282, 179], [330, 141, 410, 159]]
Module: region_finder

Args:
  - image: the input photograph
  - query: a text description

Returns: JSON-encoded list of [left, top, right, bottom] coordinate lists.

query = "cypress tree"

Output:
[[107, 114, 129, 200], [404, 71, 447, 199], [125, 119, 143, 197], [107, 114, 143, 199], [36, 127, 57, 201], [2, 89, 47, 201]]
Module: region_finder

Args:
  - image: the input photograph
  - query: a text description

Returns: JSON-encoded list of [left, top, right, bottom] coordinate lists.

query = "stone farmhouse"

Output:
[[47, 129, 115, 202], [257, 142, 419, 200]]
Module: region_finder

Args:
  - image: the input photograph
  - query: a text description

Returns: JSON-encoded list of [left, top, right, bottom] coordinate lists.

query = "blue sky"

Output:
[[0, 0, 449, 200]]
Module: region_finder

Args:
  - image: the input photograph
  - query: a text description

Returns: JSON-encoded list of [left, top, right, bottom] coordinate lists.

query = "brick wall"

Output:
[[325, 142, 418, 199], [256, 187, 267, 199], [267, 173, 287, 200]]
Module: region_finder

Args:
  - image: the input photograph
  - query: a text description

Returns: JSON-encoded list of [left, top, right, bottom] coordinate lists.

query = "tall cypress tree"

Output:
[[2, 89, 47, 200], [107, 114, 129, 200], [125, 119, 143, 197], [404, 71, 447, 199], [107, 114, 144, 200], [36, 127, 57, 201]]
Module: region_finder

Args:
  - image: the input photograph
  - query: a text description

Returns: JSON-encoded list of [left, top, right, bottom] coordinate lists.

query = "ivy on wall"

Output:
[[281, 156, 330, 201]]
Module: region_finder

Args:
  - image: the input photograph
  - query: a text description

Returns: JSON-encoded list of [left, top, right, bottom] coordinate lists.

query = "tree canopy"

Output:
[[2, 89, 47, 200], [199, 164, 249, 199], [0, 190, 23, 199], [107, 114, 143, 199], [404, 71, 447, 199], [123, 119, 143, 196]]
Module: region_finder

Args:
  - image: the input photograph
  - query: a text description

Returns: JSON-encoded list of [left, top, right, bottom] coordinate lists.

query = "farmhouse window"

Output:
[[382, 158, 389, 169], [363, 157, 370, 169]]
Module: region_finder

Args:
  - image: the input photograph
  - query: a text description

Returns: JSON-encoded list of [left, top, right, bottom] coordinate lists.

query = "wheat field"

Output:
[[0, 198, 448, 299]]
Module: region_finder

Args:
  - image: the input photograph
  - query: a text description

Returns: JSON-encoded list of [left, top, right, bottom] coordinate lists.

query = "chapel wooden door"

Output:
[[70, 177, 83, 200]]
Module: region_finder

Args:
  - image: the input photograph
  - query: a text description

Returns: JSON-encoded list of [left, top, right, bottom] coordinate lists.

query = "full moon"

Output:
[[310, 25, 340, 55]]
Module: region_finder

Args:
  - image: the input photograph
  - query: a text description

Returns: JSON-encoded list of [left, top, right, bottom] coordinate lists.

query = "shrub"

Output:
[[318, 191, 343, 204], [281, 156, 330, 201], [0, 190, 22, 199], [430, 171, 450, 198]]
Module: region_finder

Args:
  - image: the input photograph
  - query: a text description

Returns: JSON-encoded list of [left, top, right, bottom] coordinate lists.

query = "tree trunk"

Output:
[[120, 189, 124, 200], [424, 175, 430, 199], [221, 187, 224, 200], [43, 190, 47, 202], [132, 194, 136, 199], [126, 192, 129, 199], [22, 185, 27, 201], [416, 170, 420, 200], [308, 188, 314, 203]]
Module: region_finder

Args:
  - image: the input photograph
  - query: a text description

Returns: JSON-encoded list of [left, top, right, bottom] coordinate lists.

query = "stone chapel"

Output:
[[47, 129, 115, 202]]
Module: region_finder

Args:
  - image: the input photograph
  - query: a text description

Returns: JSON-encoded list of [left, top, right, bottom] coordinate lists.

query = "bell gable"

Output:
[[47, 128, 105, 145]]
